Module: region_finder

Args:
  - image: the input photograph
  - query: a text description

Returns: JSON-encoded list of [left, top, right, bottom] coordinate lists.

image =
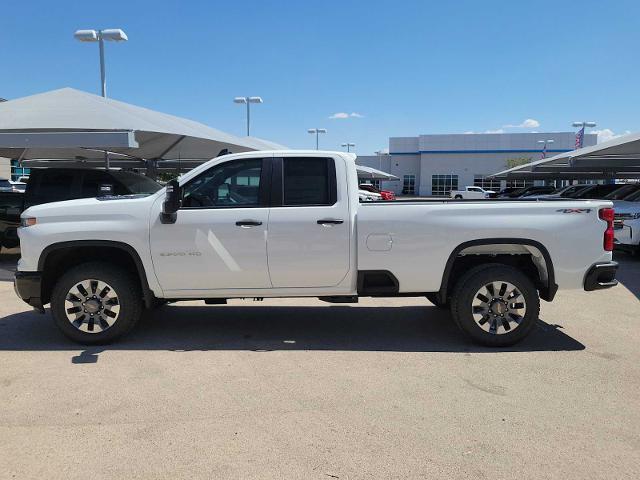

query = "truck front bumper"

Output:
[[583, 261, 618, 291], [14, 271, 44, 311]]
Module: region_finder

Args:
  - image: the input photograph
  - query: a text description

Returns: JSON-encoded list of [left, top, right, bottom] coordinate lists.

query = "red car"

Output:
[[359, 183, 396, 200]]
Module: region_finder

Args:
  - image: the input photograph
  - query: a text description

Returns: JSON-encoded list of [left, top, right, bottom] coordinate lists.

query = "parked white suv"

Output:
[[450, 186, 495, 199]]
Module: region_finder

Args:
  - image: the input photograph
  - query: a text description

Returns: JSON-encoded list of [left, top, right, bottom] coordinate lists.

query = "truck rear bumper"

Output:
[[14, 271, 44, 311], [583, 261, 618, 291]]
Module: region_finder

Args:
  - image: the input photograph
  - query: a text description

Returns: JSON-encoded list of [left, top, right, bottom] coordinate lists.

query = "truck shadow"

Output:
[[613, 252, 640, 301], [0, 305, 584, 356]]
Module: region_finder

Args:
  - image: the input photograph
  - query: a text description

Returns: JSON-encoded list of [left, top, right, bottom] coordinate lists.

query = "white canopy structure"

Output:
[[356, 165, 399, 181], [491, 131, 640, 180], [0, 88, 286, 169]]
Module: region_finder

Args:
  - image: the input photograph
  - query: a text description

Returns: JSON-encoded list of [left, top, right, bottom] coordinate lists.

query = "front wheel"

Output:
[[450, 264, 540, 347], [50, 262, 143, 344]]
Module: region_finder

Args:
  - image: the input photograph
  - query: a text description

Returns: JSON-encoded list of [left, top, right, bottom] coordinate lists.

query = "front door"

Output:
[[267, 156, 351, 288], [150, 157, 272, 293]]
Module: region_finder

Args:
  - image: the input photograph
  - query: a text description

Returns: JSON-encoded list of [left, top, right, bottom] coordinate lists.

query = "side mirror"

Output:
[[160, 179, 182, 224]]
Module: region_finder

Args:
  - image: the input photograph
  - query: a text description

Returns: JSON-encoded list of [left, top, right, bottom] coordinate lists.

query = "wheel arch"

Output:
[[439, 238, 557, 302], [38, 240, 155, 308]]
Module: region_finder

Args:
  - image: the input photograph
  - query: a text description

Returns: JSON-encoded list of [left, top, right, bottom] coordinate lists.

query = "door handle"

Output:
[[235, 220, 262, 227], [317, 219, 344, 225]]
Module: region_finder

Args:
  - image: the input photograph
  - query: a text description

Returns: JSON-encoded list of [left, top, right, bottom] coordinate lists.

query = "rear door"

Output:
[[267, 156, 351, 288]]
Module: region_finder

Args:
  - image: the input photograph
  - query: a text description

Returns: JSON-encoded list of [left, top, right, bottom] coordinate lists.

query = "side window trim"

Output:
[[270, 156, 337, 207], [180, 157, 271, 210]]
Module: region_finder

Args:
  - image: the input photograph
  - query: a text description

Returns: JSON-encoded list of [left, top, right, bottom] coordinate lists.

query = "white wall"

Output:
[[0, 158, 10, 179], [387, 132, 597, 195]]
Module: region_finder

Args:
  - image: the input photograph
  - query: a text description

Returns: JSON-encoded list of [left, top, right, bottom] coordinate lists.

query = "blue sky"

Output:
[[1, 0, 638, 154]]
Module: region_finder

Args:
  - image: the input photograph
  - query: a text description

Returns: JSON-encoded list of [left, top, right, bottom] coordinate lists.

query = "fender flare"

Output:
[[438, 238, 558, 302], [38, 240, 156, 307]]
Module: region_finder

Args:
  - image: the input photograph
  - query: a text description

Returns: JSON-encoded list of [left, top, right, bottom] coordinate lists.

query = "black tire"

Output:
[[454, 195, 463, 199], [50, 262, 143, 344], [450, 264, 540, 347], [425, 293, 449, 309]]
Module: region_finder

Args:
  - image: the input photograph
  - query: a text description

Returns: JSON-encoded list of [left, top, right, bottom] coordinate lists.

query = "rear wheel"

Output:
[[50, 262, 142, 344], [450, 264, 540, 347], [454, 195, 463, 199]]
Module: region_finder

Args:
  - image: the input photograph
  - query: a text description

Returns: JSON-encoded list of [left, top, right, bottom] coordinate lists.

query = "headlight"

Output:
[[20, 217, 37, 227]]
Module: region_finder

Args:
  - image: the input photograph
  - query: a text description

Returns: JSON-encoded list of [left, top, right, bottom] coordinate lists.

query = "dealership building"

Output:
[[357, 132, 597, 196]]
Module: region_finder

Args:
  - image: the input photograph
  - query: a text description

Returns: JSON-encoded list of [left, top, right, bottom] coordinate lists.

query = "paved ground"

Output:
[[0, 247, 638, 479]]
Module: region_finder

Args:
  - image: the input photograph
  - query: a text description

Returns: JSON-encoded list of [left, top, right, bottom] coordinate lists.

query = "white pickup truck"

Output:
[[450, 186, 495, 199], [14, 151, 618, 347]]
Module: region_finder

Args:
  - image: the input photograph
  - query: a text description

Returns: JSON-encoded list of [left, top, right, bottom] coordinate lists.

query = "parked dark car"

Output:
[[0, 179, 13, 193], [499, 186, 556, 198], [603, 183, 640, 201], [524, 184, 592, 199], [570, 184, 626, 199], [496, 187, 522, 197], [0, 168, 161, 248]]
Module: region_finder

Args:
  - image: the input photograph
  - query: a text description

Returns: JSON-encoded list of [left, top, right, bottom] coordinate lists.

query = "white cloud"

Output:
[[592, 128, 631, 143], [329, 112, 364, 119], [503, 118, 540, 129], [485, 128, 505, 134]]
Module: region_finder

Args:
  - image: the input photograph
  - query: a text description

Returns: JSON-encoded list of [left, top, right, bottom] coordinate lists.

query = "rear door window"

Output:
[[282, 157, 336, 206], [32, 170, 76, 203]]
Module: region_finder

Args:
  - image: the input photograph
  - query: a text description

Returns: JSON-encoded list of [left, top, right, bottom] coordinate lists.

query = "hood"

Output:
[[22, 193, 158, 222]]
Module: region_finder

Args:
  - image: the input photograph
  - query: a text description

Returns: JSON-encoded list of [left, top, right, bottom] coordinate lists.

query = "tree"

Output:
[[505, 157, 532, 169]]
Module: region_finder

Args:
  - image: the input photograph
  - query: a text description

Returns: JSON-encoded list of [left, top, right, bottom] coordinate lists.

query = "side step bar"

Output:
[[318, 296, 359, 304]]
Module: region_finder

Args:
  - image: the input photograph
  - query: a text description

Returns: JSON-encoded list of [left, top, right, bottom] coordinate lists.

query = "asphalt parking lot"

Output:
[[0, 248, 638, 479]]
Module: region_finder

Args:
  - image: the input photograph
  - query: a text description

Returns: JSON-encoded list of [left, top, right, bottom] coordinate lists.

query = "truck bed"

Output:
[[357, 199, 612, 293]]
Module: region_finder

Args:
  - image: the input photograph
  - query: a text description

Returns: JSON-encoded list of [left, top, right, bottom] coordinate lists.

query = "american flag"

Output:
[[575, 126, 585, 149]]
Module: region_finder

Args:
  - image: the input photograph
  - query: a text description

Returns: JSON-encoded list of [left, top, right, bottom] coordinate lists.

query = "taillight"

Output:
[[599, 208, 615, 251]]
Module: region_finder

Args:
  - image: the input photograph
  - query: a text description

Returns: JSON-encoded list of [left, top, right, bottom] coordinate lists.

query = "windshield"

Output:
[[604, 184, 640, 200], [622, 189, 640, 202], [109, 171, 162, 195]]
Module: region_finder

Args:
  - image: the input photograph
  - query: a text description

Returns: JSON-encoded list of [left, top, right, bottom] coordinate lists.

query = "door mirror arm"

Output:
[[160, 179, 182, 224]]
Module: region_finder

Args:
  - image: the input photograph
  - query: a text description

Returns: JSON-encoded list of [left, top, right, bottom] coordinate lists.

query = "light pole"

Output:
[[537, 139, 554, 159], [572, 121, 596, 149], [234, 97, 263, 136], [341, 142, 355, 152], [74, 29, 128, 98], [74, 28, 127, 171], [308, 128, 327, 150]]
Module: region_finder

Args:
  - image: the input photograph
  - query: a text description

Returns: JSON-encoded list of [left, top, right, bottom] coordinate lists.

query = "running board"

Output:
[[318, 296, 359, 304]]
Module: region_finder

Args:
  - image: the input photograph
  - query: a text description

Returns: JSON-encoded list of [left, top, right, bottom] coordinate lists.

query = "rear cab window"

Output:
[[29, 170, 76, 204], [280, 157, 337, 206]]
